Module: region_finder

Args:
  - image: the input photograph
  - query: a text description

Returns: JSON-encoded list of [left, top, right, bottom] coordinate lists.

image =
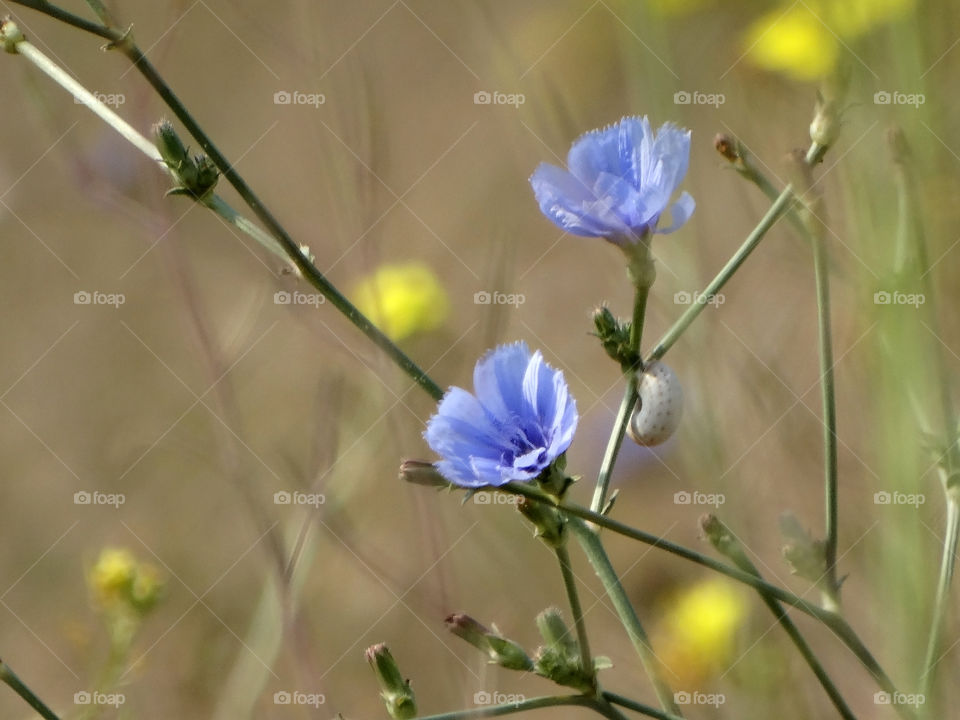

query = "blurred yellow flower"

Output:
[[89, 547, 164, 615], [744, 0, 914, 81], [654, 578, 748, 687], [352, 262, 450, 341]]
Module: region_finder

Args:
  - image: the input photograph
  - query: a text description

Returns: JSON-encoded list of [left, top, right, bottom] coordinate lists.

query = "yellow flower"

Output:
[[743, 0, 914, 80], [352, 262, 450, 341], [88, 547, 164, 615], [654, 578, 748, 687], [89, 548, 137, 606]]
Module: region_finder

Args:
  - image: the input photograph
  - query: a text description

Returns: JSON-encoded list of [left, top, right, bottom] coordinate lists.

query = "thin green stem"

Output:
[[602, 692, 686, 720], [645, 186, 794, 364], [812, 231, 840, 610], [920, 497, 960, 699], [5, 3, 444, 401], [0, 659, 60, 720], [412, 694, 594, 720], [554, 544, 595, 690], [567, 516, 682, 717], [710, 522, 855, 720]]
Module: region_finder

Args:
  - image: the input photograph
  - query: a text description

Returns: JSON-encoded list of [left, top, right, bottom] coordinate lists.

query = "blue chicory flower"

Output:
[[530, 116, 695, 245], [425, 342, 578, 488]]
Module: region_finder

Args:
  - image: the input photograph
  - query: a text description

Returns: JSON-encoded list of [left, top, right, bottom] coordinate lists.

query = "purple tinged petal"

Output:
[[654, 192, 696, 235], [567, 125, 622, 184]]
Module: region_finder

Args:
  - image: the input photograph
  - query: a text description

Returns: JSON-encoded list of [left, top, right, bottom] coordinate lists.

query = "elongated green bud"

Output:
[[365, 644, 416, 720]]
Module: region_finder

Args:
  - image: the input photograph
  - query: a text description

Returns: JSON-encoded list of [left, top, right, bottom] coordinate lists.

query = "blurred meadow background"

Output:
[[0, 0, 959, 718]]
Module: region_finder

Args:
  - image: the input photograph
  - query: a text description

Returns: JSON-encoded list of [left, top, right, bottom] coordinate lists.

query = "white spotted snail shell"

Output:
[[627, 361, 683, 446]]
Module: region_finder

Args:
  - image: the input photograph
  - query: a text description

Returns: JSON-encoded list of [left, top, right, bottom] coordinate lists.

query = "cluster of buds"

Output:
[[592, 306, 638, 373], [88, 547, 164, 616], [153, 120, 219, 200]]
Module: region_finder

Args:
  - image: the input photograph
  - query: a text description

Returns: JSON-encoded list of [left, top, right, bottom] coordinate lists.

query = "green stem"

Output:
[[812, 231, 840, 610], [712, 524, 855, 720], [602, 692, 686, 720], [412, 694, 594, 720], [502, 483, 911, 714], [645, 186, 794, 364], [4, 4, 444, 401], [567, 517, 682, 717], [0, 659, 60, 720], [920, 497, 960, 699], [554, 544, 595, 690]]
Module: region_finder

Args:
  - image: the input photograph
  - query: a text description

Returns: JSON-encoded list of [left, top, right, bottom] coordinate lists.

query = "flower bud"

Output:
[[153, 120, 219, 199], [517, 496, 565, 548], [714, 133, 740, 163], [779, 512, 827, 583], [533, 608, 593, 692], [592, 306, 635, 371], [1, 18, 25, 53], [398, 460, 449, 488], [365, 643, 416, 720], [445, 613, 533, 671]]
